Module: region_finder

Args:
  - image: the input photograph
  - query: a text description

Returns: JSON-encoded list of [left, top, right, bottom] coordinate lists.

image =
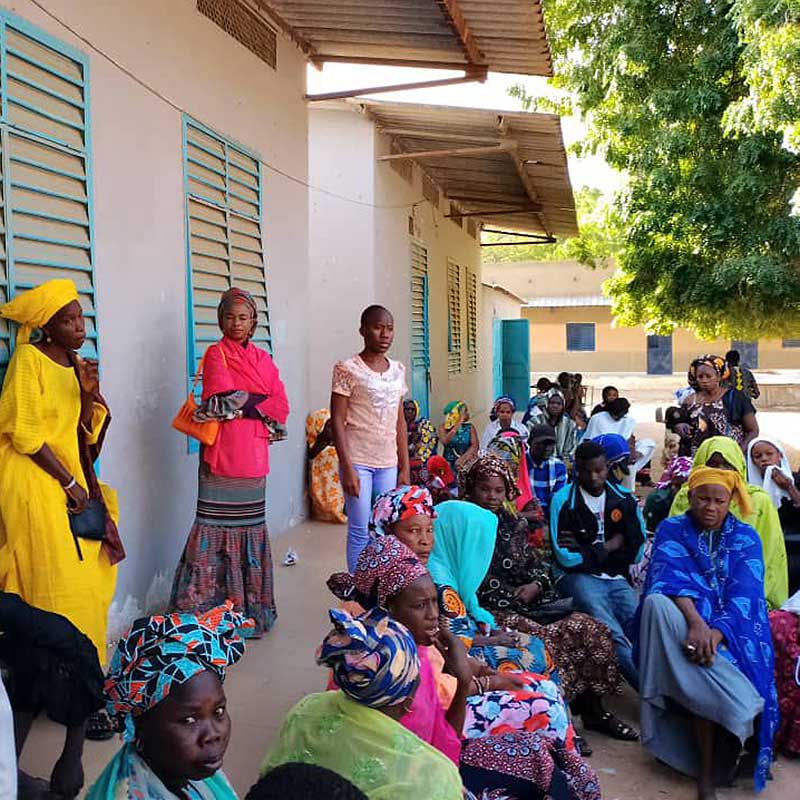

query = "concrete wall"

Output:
[[11, 0, 310, 624], [525, 307, 800, 374], [308, 105, 491, 430], [481, 284, 523, 407], [484, 260, 608, 301]]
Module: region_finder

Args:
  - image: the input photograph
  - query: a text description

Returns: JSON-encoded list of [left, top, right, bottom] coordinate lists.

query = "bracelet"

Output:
[[62, 477, 77, 490]]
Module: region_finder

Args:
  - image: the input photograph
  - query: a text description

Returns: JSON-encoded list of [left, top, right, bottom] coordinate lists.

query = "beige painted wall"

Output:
[[10, 0, 311, 615], [484, 260, 609, 300], [526, 307, 800, 374], [309, 105, 491, 431], [481, 285, 523, 410]]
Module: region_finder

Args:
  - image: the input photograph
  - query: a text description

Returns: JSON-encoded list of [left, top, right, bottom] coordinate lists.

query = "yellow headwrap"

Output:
[[687, 466, 753, 518], [0, 279, 79, 344]]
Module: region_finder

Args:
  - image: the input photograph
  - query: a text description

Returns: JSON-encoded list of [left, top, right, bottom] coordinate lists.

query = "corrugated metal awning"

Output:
[[526, 294, 611, 308], [359, 99, 578, 238], [262, 0, 552, 75]]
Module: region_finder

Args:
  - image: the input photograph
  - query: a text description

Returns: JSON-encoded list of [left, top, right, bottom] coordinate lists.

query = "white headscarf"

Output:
[[746, 437, 794, 509]]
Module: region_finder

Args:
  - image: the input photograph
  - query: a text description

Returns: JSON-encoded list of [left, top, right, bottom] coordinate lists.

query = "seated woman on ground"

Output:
[[423, 454, 458, 504], [0, 591, 106, 800], [747, 436, 800, 592], [404, 399, 438, 485], [487, 430, 547, 543], [87, 603, 250, 800], [670, 436, 788, 609], [528, 390, 579, 469], [480, 395, 530, 450], [438, 401, 479, 474], [590, 386, 618, 417], [262, 605, 464, 800], [306, 409, 347, 524], [463, 455, 635, 745], [337, 535, 601, 800], [636, 467, 779, 799], [329, 486, 589, 753]]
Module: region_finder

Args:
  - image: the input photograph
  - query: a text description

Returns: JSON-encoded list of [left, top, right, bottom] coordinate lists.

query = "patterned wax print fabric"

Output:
[[104, 602, 250, 741], [369, 485, 436, 539], [405, 400, 438, 484], [635, 512, 779, 791], [316, 606, 419, 709], [437, 582, 555, 679], [770, 608, 800, 757], [331, 355, 407, 469], [86, 743, 237, 800], [306, 410, 346, 523]]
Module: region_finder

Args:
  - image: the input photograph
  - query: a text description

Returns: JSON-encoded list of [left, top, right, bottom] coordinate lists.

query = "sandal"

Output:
[[85, 709, 115, 742], [574, 734, 593, 757], [582, 711, 639, 741]]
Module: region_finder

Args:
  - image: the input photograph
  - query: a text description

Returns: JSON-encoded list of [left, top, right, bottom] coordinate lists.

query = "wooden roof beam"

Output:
[[377, 142, 515, 162], [435, 0, 485, 66], [499, 117, 553, 237], [377, 128, 500, 145]]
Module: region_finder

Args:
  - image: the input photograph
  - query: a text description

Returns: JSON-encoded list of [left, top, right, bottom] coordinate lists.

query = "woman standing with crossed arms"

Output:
[[331, 305, 409, 572]]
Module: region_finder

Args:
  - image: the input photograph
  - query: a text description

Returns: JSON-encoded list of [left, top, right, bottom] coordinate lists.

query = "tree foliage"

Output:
[[482, 186, 621, 266], [525, 0, 800, 339], [726, 0, 800, 147]]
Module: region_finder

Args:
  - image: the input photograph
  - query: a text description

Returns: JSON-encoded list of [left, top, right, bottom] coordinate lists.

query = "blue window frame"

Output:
[[0, 10, 96, 378], [566, 322, 595, 352], [182, 117, 270, 448]]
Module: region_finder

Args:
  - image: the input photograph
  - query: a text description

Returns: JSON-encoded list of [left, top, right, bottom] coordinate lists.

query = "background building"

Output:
[[484, 260, 800, 375]]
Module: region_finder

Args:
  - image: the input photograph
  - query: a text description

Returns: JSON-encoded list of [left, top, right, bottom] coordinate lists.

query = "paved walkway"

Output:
[[20, 519, 800, 799]]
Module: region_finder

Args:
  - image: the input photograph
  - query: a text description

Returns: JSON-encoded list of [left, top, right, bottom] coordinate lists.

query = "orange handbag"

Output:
[[172, 350, 220, 446]]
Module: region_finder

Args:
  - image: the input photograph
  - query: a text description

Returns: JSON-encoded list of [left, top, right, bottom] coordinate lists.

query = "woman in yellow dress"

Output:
[[0, 280, 122, 669]]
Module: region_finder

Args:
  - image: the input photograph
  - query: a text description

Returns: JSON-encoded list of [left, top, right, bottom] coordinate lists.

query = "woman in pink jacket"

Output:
[[171, 288, 289, 635]]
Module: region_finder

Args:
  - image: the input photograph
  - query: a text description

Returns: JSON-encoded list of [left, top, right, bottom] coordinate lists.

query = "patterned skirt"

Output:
[[494, 611, 623, 701], [170, 465, 276, 636], [770, 609, 800, 756]]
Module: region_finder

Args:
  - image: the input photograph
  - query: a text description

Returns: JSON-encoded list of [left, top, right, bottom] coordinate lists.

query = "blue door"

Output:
[[731, 340, 758, 369], [647, 334, 673, 375], [501, 319, 531, 408], [410, 241, 430, 417], [492, 318, 504, 399]]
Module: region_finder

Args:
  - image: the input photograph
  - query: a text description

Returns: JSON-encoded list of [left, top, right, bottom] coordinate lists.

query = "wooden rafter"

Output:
[[435, 0, 485, 66], [377, 142, 515, 162], [248, 0, 317, 58], [499, 116, 552, 236]]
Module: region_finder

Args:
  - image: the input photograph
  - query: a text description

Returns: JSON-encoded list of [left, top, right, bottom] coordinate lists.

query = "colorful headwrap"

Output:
[[657, 456, 693, 489], [592, 433, 630, 466], [316, 606, 419, 708], [217, 287, 258, 333], [356, 536, 428, 608], [688, 354, 730, 389], [369, 485, 436, 538], [329, 535, 429, 609], [403, 399, 420, 422], [443, 401, 466, 431], [104, 602, 251, 740], [687, 466, 753, 518], [462, 451, 521, 501], [489, 395, 517, 422], [0, 279, 79, 344]]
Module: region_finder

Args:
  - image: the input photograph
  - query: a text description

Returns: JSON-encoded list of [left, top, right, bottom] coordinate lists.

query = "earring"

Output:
[[401, 697, 414, 714]]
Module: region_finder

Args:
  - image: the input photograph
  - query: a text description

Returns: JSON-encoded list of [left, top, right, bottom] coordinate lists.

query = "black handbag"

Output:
[[68, 498, 108, 560]]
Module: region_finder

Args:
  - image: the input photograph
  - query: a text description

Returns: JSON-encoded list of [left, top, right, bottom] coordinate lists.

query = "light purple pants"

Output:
[[344, 464, 397, 571]]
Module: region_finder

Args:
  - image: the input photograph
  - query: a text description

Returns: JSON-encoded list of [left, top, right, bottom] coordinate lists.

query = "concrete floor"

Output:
[[20, 519, 800, 799]]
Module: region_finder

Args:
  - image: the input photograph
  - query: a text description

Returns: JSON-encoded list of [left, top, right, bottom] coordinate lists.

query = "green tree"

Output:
[[726, 0, 800, 148], [518, 0, 800, 339], [483, 186, 621, 266]]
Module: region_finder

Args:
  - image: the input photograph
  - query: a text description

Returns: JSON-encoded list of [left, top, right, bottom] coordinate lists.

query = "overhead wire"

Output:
[[27, 0, 425, 211]]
